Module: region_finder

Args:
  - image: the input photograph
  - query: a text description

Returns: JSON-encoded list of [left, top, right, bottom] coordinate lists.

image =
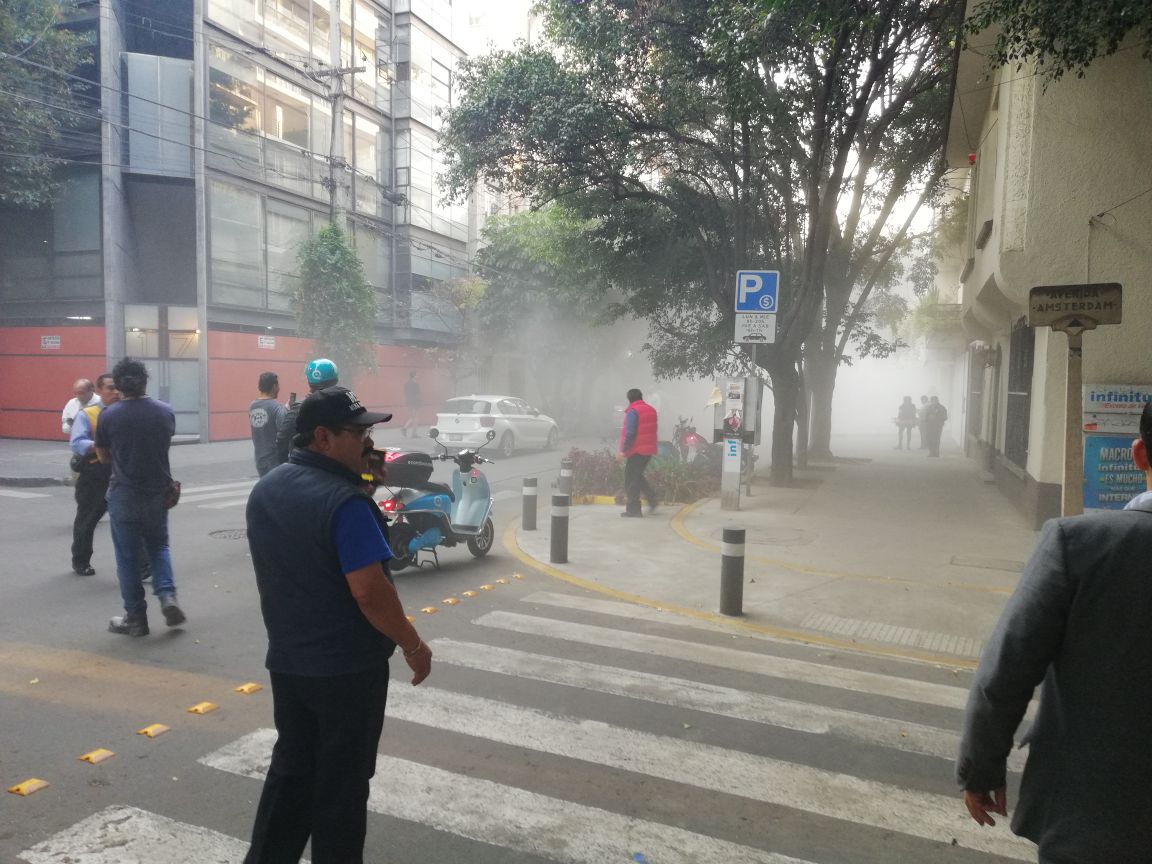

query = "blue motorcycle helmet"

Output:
[[304, 357, 339, 390]]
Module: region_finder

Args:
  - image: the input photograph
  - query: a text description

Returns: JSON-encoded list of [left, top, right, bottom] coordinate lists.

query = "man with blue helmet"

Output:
[[274, 358, 339, 465]]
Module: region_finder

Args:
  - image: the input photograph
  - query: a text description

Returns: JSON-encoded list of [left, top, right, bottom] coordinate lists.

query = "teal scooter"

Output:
[[379, 428, 496, 570]]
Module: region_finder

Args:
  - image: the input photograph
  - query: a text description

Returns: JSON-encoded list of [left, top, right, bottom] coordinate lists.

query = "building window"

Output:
[[209, 180, 264, 307], [267, 200, 311, 311], [1004, 319, 1034, 468]]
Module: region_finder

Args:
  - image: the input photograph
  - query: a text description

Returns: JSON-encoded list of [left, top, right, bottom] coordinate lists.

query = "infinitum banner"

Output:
[[1082, 383, 1152, 509]]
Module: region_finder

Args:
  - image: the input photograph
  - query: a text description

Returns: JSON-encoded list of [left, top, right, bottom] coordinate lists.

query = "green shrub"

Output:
[[566, 447, 721, 504]]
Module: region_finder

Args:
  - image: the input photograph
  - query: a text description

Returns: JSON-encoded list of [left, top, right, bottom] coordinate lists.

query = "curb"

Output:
[[0, 476, 68, 488], [502, 517, 977, 670]]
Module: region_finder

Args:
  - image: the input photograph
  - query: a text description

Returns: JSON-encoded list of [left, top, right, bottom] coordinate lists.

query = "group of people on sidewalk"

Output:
[[895, 394, 949, 456]]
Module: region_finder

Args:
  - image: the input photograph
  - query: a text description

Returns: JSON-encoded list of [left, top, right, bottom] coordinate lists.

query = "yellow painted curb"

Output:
[[670, 499, 1015, 596], [502, 519, 977, 670], [570, 495, 620, 505]]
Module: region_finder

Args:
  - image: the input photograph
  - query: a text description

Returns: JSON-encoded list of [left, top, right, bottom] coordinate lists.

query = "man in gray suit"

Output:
[[957, 401, 1152, 862]]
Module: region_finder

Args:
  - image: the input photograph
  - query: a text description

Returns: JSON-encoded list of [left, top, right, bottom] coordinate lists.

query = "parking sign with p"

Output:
[[735, 270, 779, 312]]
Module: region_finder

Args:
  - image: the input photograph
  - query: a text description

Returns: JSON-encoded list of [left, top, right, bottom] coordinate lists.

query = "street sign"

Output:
[[735, 270, 779, 312], [735, 313, 776, 344], [1028, 283, 1122, 330]]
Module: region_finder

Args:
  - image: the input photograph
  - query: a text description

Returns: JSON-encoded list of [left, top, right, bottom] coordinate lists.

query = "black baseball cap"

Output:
[[297, 386, 391, 433]]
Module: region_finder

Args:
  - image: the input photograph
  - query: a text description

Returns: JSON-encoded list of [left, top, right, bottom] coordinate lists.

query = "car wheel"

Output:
[[545, 427, 558, 450], [499, 431, 515, 458], [467, 517, 494, 558]]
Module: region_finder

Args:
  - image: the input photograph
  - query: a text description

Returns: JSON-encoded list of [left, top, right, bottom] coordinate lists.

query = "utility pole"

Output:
[[308, 0, 363, 222]]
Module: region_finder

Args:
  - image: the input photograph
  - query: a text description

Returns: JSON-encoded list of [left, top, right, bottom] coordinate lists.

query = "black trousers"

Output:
[[624, 454, 655, 514], [245, 664, 390, 864], [71, 464, 110, 568]]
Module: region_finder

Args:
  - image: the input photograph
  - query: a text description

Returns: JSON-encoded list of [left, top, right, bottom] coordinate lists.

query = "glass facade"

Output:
[[0, 168, 103, 301]]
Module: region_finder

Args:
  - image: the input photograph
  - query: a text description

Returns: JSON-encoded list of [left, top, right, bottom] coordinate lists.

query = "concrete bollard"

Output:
[[522, 477, 538, 531], [720, 527, 745, 616], [550, 493, 570, 564], [558, 457, 574, 495]]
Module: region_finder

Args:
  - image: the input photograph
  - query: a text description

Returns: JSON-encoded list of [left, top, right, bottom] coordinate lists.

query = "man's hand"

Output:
[[403, 641, 432, 685], [963, 788, 1008, 826], [616, 452, 626, 462]]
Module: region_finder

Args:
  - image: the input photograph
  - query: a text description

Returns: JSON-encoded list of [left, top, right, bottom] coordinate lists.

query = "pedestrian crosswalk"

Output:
[[16, 589, 1034, 864], [174, 481, 521, 510]]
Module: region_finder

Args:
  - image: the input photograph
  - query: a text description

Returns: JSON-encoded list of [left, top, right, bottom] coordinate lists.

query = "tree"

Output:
[[0, 0, 91, 206], [965, 0, 1152, 81], [293, 224, 378, 380], [441, 0, 963, 482]]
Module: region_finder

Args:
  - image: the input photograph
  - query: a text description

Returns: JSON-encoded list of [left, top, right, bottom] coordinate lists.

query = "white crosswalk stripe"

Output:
[[179, 480, 255, 509], [429, 637, 1025, 769], [17, 598, 1032, 864], [476, 609, 971, 709], [204, 728, 818, 864], [18, 805, 257, 864], [0, 488, 51, 499]]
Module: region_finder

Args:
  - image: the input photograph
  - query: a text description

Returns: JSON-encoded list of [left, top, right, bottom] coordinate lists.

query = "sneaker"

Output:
[[73, 565, 95, 576], [620, 511, 643, 518], [160, 596, 186, 627], [109, 613, 149, 637]]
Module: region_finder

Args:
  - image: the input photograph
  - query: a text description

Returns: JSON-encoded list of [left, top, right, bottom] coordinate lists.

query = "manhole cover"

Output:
[[210, 529, 247, 541], [708, 527, 813, 546]]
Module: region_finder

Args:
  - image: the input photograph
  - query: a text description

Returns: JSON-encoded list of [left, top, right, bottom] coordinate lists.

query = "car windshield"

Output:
[[441, 399, 492, 415]]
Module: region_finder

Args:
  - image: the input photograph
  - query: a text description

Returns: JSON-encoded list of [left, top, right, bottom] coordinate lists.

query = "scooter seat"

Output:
[[413, 480, 455, 501]]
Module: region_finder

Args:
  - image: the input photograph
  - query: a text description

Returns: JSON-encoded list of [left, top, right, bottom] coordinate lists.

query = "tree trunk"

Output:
[[765, 357, 799, 486], [794, 362, 809, 470], [806, 349, 838, 461]]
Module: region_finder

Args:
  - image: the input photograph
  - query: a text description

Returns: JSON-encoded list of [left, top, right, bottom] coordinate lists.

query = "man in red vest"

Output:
[[617, 388, 659, 517]]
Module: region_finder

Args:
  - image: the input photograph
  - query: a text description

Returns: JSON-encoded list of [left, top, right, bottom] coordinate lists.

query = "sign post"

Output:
[[1028, 283, 1122, 516]]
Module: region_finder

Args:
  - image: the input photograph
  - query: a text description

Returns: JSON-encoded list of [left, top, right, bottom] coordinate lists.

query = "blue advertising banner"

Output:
[[1084, 434, 1145, 510]]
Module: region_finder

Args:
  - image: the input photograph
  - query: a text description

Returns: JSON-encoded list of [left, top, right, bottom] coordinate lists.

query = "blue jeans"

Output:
[[107, 487, 176, 615]]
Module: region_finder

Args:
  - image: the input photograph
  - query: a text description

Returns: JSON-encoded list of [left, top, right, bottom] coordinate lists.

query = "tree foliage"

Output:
[[0, 0, 91, 206], [293, 224, 378, 379], [965, 0, 1152, 81], [441, 0, 963, 481]]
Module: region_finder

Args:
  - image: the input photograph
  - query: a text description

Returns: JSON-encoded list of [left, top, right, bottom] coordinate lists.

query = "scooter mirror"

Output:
[[486, 429, 496, 441], [429, 427, 440, 440]]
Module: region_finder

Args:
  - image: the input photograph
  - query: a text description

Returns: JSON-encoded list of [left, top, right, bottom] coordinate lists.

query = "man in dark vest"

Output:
[[617, 387, 659, 517], [243, 385, 432, 864]]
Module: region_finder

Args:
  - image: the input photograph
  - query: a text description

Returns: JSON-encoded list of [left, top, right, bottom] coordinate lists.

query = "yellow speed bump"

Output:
[[234, 682, 263, 694], [187, 702, 219, 715], [137, 724, 170, 738], [8, 778, 49, 797], [406, 615, 415, 622], [79, 748, 115, 765], [479, 584, 495, 591], [461, 590, 477, 598], [420, 606, 438, 614], [495, 578, 510, 585], [513, 573, 525, 580], [442, 597, 460, 606]]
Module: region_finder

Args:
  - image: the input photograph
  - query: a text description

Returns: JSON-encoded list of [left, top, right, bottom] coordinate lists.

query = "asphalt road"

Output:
[[0, 442, 1029, 864]]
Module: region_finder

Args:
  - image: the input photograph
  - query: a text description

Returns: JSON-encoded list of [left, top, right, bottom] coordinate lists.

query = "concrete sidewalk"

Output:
[[510, 434, 1038, 668]]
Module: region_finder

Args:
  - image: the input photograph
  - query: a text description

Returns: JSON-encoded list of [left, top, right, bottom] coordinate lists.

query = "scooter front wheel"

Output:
[[467, 517, 495, 558], [388, 521, 417, 572]]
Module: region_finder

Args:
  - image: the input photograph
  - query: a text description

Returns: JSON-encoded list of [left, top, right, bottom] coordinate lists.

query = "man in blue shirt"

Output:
[[95, 357, 182, 637], [69, 372, 118, 575], [243, 385, 431, 864]]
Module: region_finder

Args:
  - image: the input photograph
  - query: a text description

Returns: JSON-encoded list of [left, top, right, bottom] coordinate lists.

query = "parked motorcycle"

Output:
[[378, 428, 497, 571], [671, 415, 711, 463]]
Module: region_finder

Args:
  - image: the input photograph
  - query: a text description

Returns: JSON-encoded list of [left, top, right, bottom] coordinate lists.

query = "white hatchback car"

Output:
[[435, 395, 559, 457]]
